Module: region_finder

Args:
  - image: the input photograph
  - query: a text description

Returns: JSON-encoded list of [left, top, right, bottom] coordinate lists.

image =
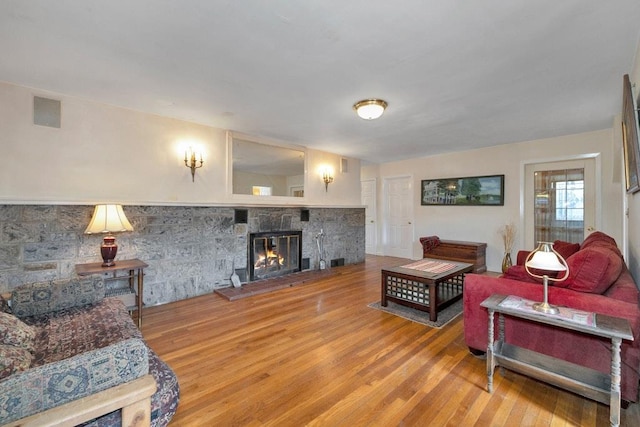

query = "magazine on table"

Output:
[[498, 295, 595, 327]]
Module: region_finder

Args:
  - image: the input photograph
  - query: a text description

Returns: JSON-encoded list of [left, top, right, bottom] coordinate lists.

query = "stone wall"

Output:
[[0, 205, 365, 306]]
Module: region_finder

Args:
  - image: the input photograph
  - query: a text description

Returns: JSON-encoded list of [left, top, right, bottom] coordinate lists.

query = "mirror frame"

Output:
[[226, 131, 307, 201]]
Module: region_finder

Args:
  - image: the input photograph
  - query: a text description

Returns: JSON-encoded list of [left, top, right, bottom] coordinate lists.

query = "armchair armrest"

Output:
[[11, 277, 105, 318], [2, 374, 156, 427], [516, 250, 530, 266], [0, 338, 149, 425]]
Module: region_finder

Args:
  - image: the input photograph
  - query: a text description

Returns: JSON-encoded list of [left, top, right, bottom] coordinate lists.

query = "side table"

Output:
[[481, 294, 634, 427], [76, 258, 148, 328]]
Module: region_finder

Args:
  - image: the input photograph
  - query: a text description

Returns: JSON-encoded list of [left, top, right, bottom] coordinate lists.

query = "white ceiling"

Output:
[[1, 1, 639, 164]]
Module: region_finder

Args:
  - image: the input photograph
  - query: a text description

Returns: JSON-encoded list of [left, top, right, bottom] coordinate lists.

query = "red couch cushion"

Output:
[[562, 246, 623, 293], [552, 240, 581, 260], [502, 265, 542, 283]]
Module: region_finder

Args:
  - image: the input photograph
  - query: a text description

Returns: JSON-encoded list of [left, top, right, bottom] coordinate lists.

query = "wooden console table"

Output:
[[481, 294, 633, 427], [76, 258, 148, 328]]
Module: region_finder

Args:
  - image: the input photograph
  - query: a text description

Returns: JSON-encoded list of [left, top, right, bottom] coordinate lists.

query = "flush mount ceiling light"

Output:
[[353, 99, 388, 120]]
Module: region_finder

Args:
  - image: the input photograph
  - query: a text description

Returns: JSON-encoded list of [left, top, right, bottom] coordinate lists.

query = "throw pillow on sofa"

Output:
[[580, 231, 623, 258], [552, 240, 581, 260], [502, 265, 544, 283], [0, 344, 33, 379], [0, 312, 36, 353], [514, 240, 579, 269], [561, 246, 623, 294], [11, 277, 105, 318]]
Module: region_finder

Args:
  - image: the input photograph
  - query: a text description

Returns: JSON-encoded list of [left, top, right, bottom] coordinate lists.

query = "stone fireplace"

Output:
[[0, 205, 365, 307], [249, 230, 302, 281]]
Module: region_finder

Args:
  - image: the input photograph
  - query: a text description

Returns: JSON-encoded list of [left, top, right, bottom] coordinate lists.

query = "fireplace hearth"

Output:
[[249, 231, 302, 281]]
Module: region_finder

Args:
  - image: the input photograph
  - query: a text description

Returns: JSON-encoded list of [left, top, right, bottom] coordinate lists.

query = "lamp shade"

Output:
[[353, 99, 387, 120], [525, 248, 567, 271], [84, 204, 133, 234]]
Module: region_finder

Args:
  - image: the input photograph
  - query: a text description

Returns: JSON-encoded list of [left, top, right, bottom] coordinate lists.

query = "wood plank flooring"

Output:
[[141, 255, 640, 426]]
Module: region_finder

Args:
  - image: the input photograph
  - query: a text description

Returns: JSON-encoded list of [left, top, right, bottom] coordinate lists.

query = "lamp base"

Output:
[[100, 235, 118, 267], [532, 301, 560, 315]]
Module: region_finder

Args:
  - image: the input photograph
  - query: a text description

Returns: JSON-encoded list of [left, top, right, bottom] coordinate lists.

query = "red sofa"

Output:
[[463, 232, 640, 402]]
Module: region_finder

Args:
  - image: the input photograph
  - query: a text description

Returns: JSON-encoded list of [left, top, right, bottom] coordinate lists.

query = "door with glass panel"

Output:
[[524, 159, 596, 249]]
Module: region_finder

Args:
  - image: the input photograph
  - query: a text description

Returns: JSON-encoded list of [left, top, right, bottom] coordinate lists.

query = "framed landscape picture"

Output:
[[622, 74, 640, 194], [421, 174, 504, 206]]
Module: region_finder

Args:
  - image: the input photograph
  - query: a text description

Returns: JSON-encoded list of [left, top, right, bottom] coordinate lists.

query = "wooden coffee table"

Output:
[[381, 258, 473, 322]]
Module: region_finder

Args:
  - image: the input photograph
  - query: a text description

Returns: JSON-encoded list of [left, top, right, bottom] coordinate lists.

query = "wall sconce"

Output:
[[184, 146, 203, 182], [323, 169, 334, 192]]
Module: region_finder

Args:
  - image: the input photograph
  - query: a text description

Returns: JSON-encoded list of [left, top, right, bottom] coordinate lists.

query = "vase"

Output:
[[501, 252, 512, 273]]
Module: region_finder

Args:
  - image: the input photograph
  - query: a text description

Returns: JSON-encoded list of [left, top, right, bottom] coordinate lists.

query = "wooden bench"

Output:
[[420, 237, 487, 273]]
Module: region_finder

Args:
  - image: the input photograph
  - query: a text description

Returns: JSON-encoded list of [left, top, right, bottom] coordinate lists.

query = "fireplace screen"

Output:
[[250, 231, 302, 281]]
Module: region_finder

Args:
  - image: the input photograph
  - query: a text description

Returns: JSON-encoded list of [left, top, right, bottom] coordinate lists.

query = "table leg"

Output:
[[487, 308, 495, 393], [610, 337, 622, 427], [428, 282, 437, 322], [381, 272, 388, 307], [498, 313, 506, 377], [137, 268, 143, 328]]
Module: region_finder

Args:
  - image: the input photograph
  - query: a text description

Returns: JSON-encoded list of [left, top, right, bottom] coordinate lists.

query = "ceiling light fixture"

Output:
[[353, 99, 388, 120]]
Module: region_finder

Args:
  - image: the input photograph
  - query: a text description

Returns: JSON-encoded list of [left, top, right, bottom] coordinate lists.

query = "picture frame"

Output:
[[622, 74, 640, 194], [421, 174, 504, 206]]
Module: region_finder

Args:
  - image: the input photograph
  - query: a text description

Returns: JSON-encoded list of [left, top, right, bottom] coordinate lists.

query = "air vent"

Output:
[[331, 258, 345, 267], [234, 209, 248, 224], [33, 96, 61, 128]]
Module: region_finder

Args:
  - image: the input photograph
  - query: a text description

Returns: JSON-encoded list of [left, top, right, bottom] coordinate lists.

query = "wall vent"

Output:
[[234, 209, 248, 224], [34, 96, 61, 128], [331, 258, 345, 267]]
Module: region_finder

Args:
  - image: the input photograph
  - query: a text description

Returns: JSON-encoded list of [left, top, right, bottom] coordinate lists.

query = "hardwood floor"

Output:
[[141, 255, 640, 426]]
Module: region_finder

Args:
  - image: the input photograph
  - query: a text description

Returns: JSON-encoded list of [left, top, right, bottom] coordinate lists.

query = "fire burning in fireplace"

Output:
[[254, 248, 285, 269], [250, 231, 302, 281]]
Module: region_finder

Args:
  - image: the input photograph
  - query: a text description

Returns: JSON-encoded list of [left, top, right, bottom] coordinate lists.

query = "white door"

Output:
[[383, 176, 413, 258], [524, 158, 597, 249], [361, 179, 378, 254]]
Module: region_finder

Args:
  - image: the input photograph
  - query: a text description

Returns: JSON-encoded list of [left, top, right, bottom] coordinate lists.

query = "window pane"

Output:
[[533, 168, 584, 244]]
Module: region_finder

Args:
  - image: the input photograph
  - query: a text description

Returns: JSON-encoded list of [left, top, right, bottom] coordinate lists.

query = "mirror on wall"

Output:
[[231, 135, 305, 197]]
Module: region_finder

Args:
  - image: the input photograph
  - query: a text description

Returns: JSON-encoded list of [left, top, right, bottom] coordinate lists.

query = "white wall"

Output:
[[362, 128, 622, 272], [0, 82, 361, 207]]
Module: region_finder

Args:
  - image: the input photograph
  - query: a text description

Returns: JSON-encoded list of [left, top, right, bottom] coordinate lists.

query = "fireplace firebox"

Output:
[[249, 231, 302, 281]]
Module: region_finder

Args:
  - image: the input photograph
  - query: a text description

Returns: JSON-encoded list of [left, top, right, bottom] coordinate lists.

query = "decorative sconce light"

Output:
[[524, 242, 570, 314], [84, 204, 134, 267], [353, 99, 388, 120], [323, 169, 334, 192], [184, 146, 203, 182]]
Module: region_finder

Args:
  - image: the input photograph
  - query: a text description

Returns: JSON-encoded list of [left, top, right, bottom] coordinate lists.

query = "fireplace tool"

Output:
[[230, 260, 241, 288], [316, 229, 326, 270]]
